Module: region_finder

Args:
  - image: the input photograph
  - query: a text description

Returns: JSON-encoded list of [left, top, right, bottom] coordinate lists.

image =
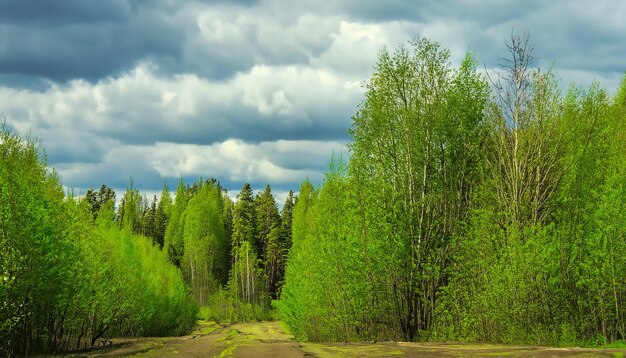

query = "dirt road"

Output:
[[67, 321, 625, 357]]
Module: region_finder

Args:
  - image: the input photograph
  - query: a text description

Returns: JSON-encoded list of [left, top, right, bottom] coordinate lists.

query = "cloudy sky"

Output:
[[1, 0, 625, 202]]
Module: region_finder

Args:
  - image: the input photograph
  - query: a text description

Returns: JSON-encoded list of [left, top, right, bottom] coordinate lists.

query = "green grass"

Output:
[[605, 340, 626, 349], [192, 320, 221, 335]]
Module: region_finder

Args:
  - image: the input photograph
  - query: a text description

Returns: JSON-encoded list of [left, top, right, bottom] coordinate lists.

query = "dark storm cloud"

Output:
[[195, 0, 259, 5], [0, 0, 131, 25], [0, 4, 185, 82], [0, 0, 334, 84], [0, 73, 51, 91]]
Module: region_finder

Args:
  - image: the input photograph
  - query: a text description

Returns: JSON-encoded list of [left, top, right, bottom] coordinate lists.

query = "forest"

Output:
[[1, 34, 626, 356]]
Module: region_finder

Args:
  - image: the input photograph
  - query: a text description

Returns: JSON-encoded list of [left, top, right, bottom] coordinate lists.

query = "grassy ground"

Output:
[[62, 321, 626, 357]]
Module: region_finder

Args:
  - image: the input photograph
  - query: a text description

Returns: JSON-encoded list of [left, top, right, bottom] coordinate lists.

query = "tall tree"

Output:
[[348, 36, 472, 339], [281, 190, 295, 250], [117, 179, 144, 234], [181, 180, 230, 305], [231, 183, 256, 252], [164, 179, 189, 267], [486, 32, 564, 227], [153, 184, 172, 249], [254, 185, 280, 260], [229, 183, 262, 304]]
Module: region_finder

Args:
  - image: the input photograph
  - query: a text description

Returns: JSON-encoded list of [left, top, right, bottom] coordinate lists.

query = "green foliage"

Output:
[[164, 179, 189, 268], [281, 190, 295, 250], [278, 179, 319, 341], [0, 125, 75, 355], [117, 178, 144, 233], [0, 126, 196, 356], [152, 184, 172, 249], [82, 184, 116, 219], [231, 183, 256, 251], [198, 288, 271, 325], [86, 211, 198, 339], [229, 240, 268, 306], [254, 184, 281, 261], [181, 180, 230, 306], [254, 184, 283, 298], [279, 37, 626, 346]]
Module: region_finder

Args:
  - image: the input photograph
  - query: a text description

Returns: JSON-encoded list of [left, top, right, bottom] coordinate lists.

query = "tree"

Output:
[[229, 240, 266, 305], [164, 179, 189, 268], [254, 185, 281, 260], [278, 179, 319, 340], [0, 126, 197, 356], [82, 184, 116, 219], [281, 190, 295, 250], [348, 36, 482, 340], [144, 195, 158, 244], [486, 32, 564, 227], [181, 180, 230, 306], [153, 184, 172, 249], [231, 183, 256, 252], [0, 126, 76, 355], [117, 179, 144, 234], [254, 185, 282, 298]]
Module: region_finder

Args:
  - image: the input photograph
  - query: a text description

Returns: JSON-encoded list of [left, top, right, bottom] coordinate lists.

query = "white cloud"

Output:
[[54, 138, 345, 193], [1, 60, 361, 147], [146, 138, 346, 183]]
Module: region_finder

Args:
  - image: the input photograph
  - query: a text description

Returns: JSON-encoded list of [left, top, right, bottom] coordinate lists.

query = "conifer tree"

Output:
[[164, 179, 189, 267], [231, 183, 256, 251], [281, 190, 295, 250], [254, 184, 280, 262]]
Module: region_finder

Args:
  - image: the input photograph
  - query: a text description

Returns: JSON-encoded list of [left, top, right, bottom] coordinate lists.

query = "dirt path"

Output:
[[66, 321, 303, 358], [66, 321, 626, 357]]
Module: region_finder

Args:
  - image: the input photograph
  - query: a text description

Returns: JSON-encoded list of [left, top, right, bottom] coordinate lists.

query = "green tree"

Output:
[[117, 179, 144, 234], [281, 190, 295, 250], [231, 183, 256, 251], [164, 179, 189, 267], [229, 184, 259, 301], [144, 195, 158, 244], [82, 184, 116, 220], [0, 126, 77, 355], [0, 126, 197, 356], [254, 185, 282, 298], [181, 180, 230, 306], [153, 184, 172, 249]]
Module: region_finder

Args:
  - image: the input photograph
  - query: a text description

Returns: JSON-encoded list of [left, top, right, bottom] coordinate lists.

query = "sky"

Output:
[[1, 0, 625, 203]]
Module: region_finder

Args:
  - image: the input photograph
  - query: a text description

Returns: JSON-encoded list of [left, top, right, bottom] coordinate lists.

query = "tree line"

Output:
[[0, 126, 295, 356], [279, 34, 626, 346], [114, 176, 295, 322], [112, 178, 295, 321]]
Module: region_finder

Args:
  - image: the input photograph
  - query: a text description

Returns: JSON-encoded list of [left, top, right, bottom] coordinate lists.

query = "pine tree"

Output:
[[281, 190, 295, 250], [231, 183, 256, 252], [144, 195, 158, 245], [254, 184, 280, 262], [83, 184, 116, 219]]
